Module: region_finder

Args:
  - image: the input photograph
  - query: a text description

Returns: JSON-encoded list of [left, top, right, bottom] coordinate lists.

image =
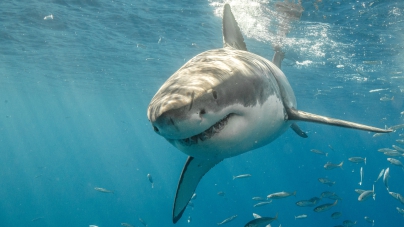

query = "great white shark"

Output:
[[147, 3, 391, 223]]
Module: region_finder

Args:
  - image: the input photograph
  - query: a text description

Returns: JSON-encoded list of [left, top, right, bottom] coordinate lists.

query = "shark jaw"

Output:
[[176, 113, 234, 146]]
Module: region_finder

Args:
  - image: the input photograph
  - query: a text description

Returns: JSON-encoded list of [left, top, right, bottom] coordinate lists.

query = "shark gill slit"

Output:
[[188, 91, 195, 111]]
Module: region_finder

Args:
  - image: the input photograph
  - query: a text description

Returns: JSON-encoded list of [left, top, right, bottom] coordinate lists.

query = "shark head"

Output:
[[147, 48, 288, 160]]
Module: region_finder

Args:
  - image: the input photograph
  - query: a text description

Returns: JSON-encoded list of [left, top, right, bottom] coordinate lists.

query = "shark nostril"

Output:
[[153, 125, 159, 132]]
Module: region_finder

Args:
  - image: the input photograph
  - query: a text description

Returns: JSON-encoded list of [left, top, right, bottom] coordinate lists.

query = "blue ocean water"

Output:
[[0, 0, 404, 226]]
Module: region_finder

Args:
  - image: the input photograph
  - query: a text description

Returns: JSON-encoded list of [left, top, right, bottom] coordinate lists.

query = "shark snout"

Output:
[[149, 103, 210, 140], [150, 111, 180, 138]]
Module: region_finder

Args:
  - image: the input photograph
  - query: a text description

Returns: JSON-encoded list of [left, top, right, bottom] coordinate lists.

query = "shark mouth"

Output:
[[178, 114, 234, 146]]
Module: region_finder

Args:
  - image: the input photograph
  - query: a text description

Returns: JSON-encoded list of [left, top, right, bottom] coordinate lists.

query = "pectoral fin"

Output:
[[287, 108, 392, 133], [173, 156, 222, 223]]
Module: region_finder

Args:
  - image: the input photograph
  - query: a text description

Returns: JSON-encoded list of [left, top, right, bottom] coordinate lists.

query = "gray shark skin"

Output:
[[146, 3, 391, 224]]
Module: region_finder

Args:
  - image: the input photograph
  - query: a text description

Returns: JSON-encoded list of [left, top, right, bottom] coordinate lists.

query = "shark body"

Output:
[[147, 3, 390, 223]]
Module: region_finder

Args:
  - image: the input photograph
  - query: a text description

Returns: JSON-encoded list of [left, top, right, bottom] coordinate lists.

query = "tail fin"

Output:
[[339, 161, 344, 170]]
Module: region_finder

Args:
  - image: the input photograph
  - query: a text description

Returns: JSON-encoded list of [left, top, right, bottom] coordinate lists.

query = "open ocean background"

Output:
[[1, 0, 404, 226]]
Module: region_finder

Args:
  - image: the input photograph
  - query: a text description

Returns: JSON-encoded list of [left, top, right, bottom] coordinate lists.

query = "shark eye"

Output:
[[200, 109, 206, 115], [212, 90, 218, 99], [153, 125, 159, 132]]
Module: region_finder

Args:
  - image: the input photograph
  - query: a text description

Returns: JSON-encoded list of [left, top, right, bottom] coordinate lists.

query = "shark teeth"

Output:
[[179, 114, 233, 146]]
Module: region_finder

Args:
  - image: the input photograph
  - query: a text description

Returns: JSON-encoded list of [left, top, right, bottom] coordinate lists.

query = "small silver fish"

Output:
[[252, 197, 266, 201], [294, 214, 307, 219], [383, 167, 390, 190], [380, 96, 394, 101], [389, 123, 404, 131], [383, 151, 403, 157], [373, 133, 386, 138], [295, 200, 315, 207], [139, 218, 147, 227], [343, 220, 357, 227], [310, 149, 328, 156], [147, 174, 154, 188], [397, 207, 404, 216], [388, 192, 404, 205], [388, 191, 400, 199], [374, 169, 384, 182], [378, 148, 396, 152], [314, 200, 338, 212], [324, 161, 343, 170], [363, 60, 382, 65], [217, 191, 225, 196], [233, 174, 251, 180], [396, 139, 404, 144], [253, 200, 272, 207], [392, 145, 404, 153], [369, 88, 388, 92], [267, 191, 296, 199], [358, 185, 375, 202], [244, 213, 278, 227], [121, 223, 134, 227], [217, 215, 237, 225], [387, 158, 404, 167], [318, 178, 335, 186], [348, 157, 366, 164], [364, 216, 374, 225], [94, 187, 114, 193], [359, 167, 363, 186]]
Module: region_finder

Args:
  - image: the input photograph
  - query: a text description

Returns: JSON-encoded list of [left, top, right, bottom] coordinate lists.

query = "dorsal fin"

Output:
[[222, 4, 247, 51]]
